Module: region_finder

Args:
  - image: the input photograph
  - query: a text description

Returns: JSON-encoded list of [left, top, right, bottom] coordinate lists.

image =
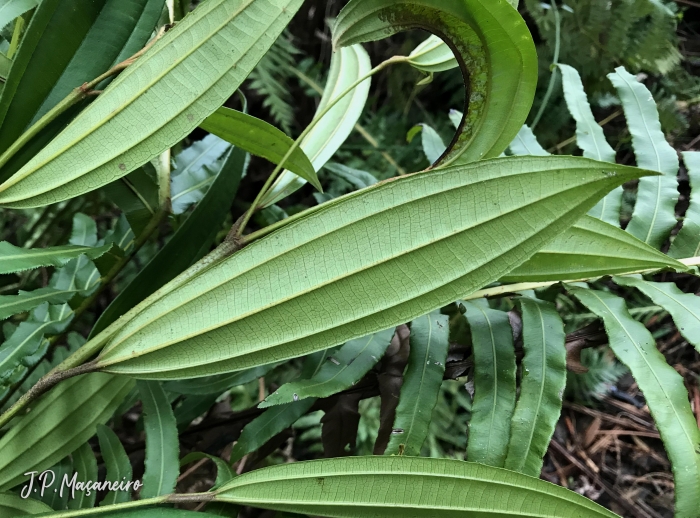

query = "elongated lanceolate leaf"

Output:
[[334, 0, 537, 165], [609, 67, 679, 248], [0, 373, 134, 490], [385, 312, 449, 456], [670, 152, 700, 258], [215, 456, 620, 517], [164, 363, 277, 396], [200, 107, 320, 191], [0, 0, 304, 207], [93, 157, 650, 380], [464, 302, 516, 467], [0, 491, 52, 516], [505, 297, 566, 476], [558, 64, 620, 225], [509, 125, 548, 157], [407, 34, 458, 73], [614, 276, 700, 354], [0, 241, 112, 274], [419, 124, 446, 165], [260, 328, 394, 408], [260, 44, 371, 208], [138, 380, 179, 498], [0, 0, 165, 181], [103, 163, 160, 236], [570, 288, 700, 516], [96, 424, 133, 505], [502, 215, 683, 283]]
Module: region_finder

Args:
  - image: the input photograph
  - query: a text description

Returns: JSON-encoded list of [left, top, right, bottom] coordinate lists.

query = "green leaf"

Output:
[[260, 44, 371, 208], [0, 241, 112, 275], [67, 441, 98, 510], [505, 297, 566, 476], [385, 312, 449, 456], [0, 0, 38, 30], [0, 0, 304, 207], [174, 393, 219, 430], [215, 456, 620, 517], [164, 362, 278, 396], [419, 124, 446, 165], [501, 215, 683, 283], [200, 107, 321, 192], [570, 287, 700, 516], [0, 491, 52, 516], [464, 302, 516, 467], [170, 134, 232, 215], [508, 125, 549, 156], [137, 380, 179, 498], [0, 373, 134, 491], [557, 64, 621, 226], [94, 156, 652, 380], [231, 398, 316, 464], [0, 0, 165, 181], [103, 163, 160, 236], [324, 162, 377, 191], [0, 288, 75, 321], [260, 328, 394, 408], [96, 424, 133, 506], [39, 456, 73, 510], [669, 152, 700, 258], [608, 66, 679, 248], [614, 276, 700, 355], [407, 34, 458, 73], [333, 0, 538, 165], [180, 452, 233, 490], [0, 303, 72, 395], [91, 145, 247, 337]]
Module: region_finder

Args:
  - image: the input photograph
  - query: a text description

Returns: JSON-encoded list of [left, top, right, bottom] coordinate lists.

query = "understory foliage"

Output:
[[0, 1, 698, 518]]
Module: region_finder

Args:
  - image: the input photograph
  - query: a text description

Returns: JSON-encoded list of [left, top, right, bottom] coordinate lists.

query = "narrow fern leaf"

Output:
[[67, 442, 98, 510], [260, 328, 394, 408], [558, 64, 620, 225], [137, 380, 179, 498], [609, 66, 678, 248], [669, 152, 700, 258], [40, 457, 73, 510], [96, 424, 133, 506], [508, 125, 549, 157], [0, 492, 52, 515], [505, 298, 566, 476], [385, 312, 449, 456], [614, 276, 700, 355], [0, 241, 111, 274], [231, 398, 316, 464], [464, 302, 517, 467], [570, 287, 700, 516], [0, 287, 75, 321]]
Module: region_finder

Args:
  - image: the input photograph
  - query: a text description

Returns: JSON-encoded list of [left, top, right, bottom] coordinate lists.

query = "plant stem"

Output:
[[0, 25, 169, 174], [236, 55, 409, 237], [531, 0, 561, 130]]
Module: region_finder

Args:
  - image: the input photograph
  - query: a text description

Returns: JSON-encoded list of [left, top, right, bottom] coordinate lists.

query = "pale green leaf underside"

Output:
[[407, 34, 458, 73], [333, 0, 538, 165], [385, 312, 449, 456], [0, 241, 111, 274], [199, 107, 321, 191], [0, 0, 305, 208], [465, 303, 516, 467], [0, 373, 134, 490], [570, 288, 700, 516], [215, 456, 620, 517], [505, 297, 566, 476], [509, 124, 548, 156], [94, 157, 648, 380], [501, 215, 682, 283], [260, 44, 371, 208], [0, 0, 38, 30]]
